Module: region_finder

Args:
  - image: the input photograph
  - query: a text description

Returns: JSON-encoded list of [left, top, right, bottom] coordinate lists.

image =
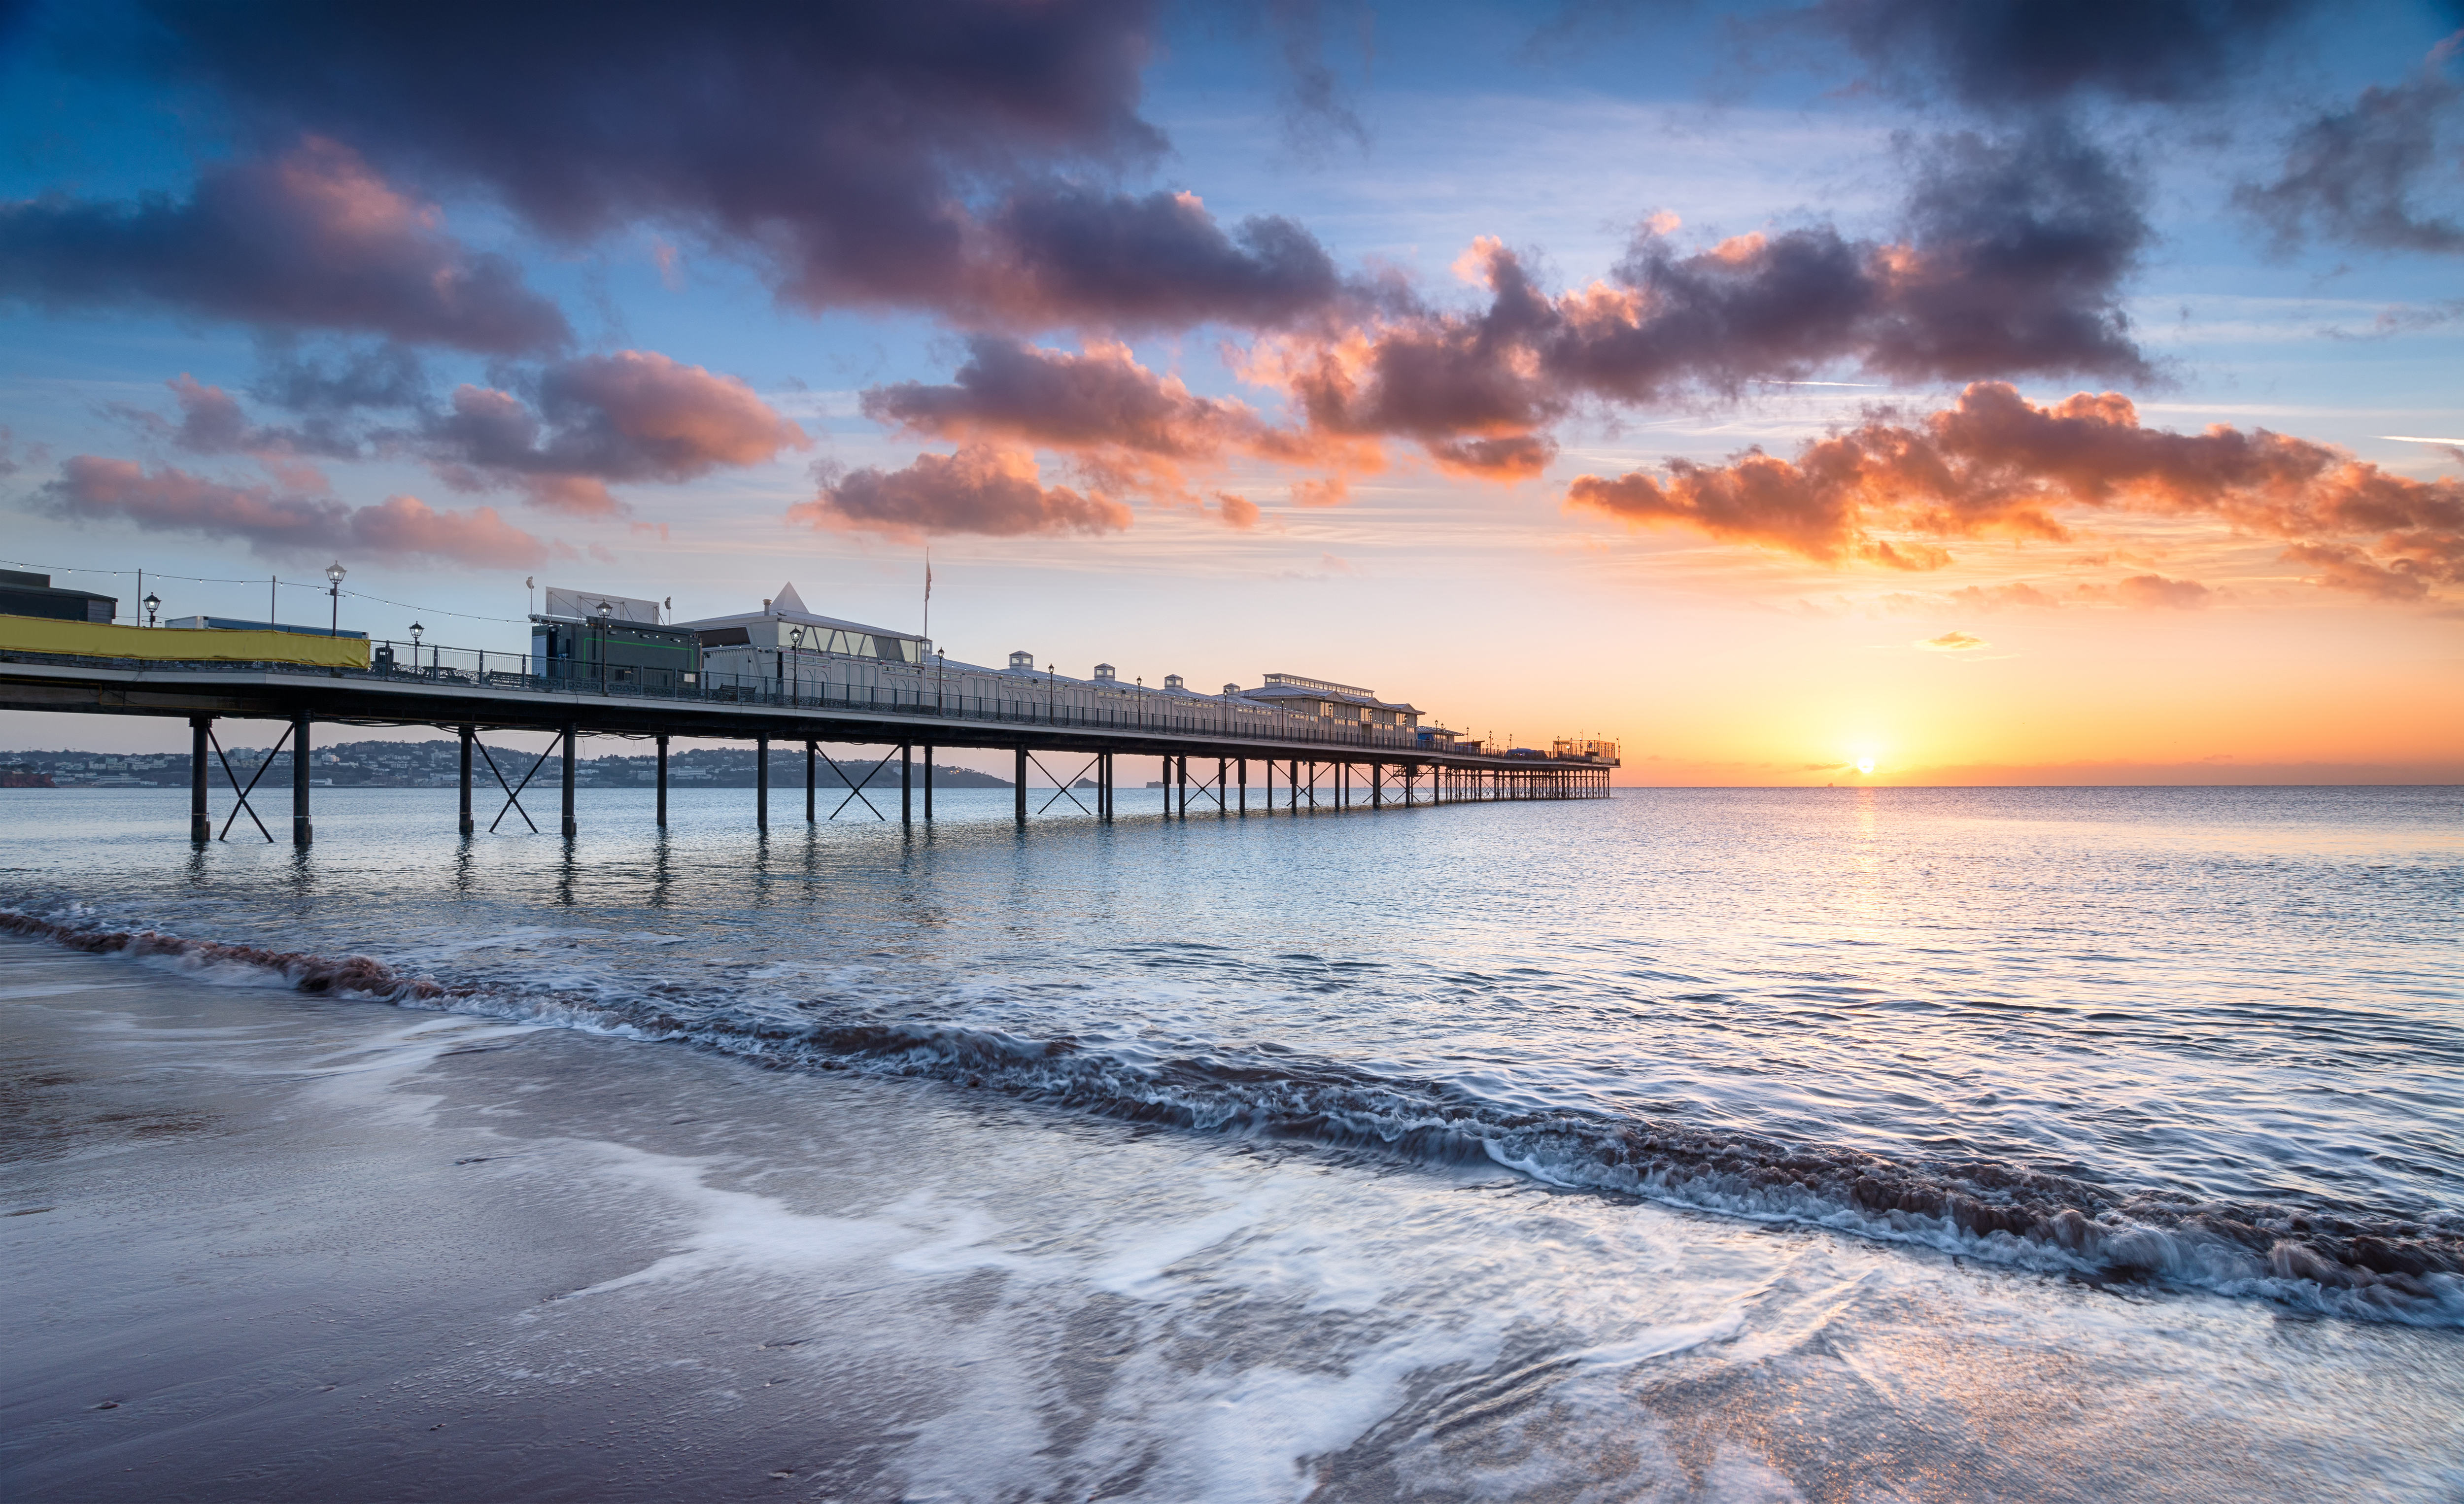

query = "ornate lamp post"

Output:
[[143, 591, 160, 627], [324, 561, 346, 636]]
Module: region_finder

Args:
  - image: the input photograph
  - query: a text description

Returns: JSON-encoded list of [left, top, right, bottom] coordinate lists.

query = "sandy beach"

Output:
[[8, 935, 2461, 1502]]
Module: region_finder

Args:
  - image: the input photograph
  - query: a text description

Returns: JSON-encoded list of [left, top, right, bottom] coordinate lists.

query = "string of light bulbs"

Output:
[[0, 556, 531, 626]]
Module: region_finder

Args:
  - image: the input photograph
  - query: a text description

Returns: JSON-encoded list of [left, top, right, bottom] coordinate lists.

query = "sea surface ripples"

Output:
[[4, 782, 2458, 1323]]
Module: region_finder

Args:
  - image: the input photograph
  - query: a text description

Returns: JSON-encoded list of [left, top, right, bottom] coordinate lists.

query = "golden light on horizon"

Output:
[[1856, 756, 1877, 776]]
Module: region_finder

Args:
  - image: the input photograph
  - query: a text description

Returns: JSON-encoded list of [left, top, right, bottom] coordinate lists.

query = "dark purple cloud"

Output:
[[80, 0, 1335, 333], [1800, 0, 2314, 107], [115, 353, 809, 515], [1260, 125, 2149, 476], [0, 138, 569, 353], [2237, 70, 2464, 255]]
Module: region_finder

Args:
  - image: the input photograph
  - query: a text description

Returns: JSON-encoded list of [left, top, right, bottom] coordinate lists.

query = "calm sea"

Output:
[[4, 783, 2460, 1499]]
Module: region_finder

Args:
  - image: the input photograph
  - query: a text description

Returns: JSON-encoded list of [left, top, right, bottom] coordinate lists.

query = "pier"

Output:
[[0, 635, 1615, 845]]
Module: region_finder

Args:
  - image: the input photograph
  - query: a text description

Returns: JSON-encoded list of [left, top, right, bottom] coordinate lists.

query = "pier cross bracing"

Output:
[[0, 581, 1614, 844]]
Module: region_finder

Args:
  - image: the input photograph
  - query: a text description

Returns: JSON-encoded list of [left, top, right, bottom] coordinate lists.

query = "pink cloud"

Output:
[[42, 456, 548, 567], [793, 445, 1132, 540], [427, 350, 809, 514]]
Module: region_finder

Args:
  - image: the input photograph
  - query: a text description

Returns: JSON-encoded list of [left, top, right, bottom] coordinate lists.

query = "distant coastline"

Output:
[[2, 739, 1016, 790]]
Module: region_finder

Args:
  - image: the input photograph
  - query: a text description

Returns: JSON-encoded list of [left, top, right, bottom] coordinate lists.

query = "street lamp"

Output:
[[143, 591, 160, 627], [324, 561, 346, 637]]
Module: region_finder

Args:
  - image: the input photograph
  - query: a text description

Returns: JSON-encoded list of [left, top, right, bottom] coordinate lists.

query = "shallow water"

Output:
[[3, 783, 2461, 1498]]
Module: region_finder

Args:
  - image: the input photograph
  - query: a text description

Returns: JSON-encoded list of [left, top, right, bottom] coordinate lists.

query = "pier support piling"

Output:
[[901, 743, 912, 825], [923, 745, 934, 820], [754, 734, 768, 829], [188, 716, 211, 843], [560, 725, 577, 836], [290, 712, 313, 847], [805, 740, 816, 823], [457, 724, 475, 836], [1015, 746, 1028, 826], [655, 734, 669, 827]]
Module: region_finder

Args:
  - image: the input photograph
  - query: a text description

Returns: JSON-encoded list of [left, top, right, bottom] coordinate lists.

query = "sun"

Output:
[[1855, 756, 1877, 776]]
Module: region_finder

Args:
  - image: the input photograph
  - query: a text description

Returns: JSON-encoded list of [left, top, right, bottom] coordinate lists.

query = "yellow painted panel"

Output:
[[0, 614, 370, 668]]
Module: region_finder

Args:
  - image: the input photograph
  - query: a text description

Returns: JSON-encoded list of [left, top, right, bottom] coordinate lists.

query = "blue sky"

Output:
[[2, 1, 2459, 777]]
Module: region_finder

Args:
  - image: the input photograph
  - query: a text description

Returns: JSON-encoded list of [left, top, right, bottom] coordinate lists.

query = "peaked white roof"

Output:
[[671, 580, 918, 642]]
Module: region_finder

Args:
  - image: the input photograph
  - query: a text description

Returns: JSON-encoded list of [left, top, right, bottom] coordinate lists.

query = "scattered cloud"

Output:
[[1916, 628, 1987, 650], [2280, 540, 2437, 601], [1951, 581, 2061, 611], [1208, 491, 1262, 528]]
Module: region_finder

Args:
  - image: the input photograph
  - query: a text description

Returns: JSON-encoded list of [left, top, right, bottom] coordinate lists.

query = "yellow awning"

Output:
[[0, 614, 370, 669]]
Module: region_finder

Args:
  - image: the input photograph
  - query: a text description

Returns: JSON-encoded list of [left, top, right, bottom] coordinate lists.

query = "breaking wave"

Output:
[[8, 905, 2461, 1328]]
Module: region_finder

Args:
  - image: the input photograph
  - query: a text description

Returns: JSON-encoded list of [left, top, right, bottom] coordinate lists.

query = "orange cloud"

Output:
[[1566, 381, 2464, 601], [2111, 573, 2214, 610], [1917, 629, 1987, 650]]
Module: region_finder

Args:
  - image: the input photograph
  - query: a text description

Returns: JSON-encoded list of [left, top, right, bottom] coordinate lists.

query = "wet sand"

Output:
[[5, 939, 2461, 1503]]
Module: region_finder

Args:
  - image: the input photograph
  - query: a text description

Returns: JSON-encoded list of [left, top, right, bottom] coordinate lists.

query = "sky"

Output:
[[0, 0, 2459, 783]]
